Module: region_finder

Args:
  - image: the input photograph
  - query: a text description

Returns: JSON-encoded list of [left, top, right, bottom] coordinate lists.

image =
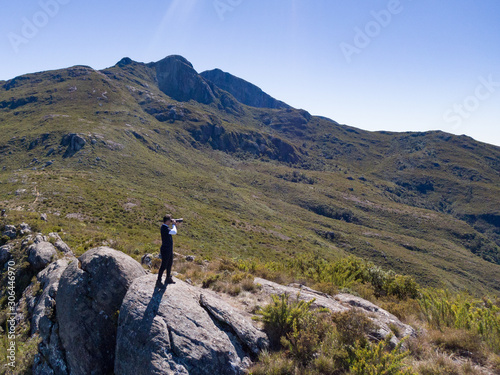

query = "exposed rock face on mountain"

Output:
[[201, 68, 289, 110], [56, 247, 146, 375], [60, 133, 86, 158], [187, 123, 301, 163], [154, 55, 216, 104], [115, 275, 268, 375]]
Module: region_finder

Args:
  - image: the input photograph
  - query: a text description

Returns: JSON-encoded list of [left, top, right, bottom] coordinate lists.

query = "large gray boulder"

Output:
[[115, 275, 269, 375], [61, 133, 86, 158], [28, 241, 57, 271], [27, 258, 73, 375], [56, 247, 146, 375], [30, 259, 71, 334]]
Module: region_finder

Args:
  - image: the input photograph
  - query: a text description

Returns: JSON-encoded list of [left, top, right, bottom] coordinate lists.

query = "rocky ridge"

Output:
[[200, 69, 289, 110], [1, 224, 416, 374]]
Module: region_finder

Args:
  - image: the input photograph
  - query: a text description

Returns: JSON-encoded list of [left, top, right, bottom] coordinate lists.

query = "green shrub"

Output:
[[201, 273, 221, 288], [281, 312, 325, 366], [332, 309, 374, 347], [257, 293, 315, 349], [348, 335, 415, 375]]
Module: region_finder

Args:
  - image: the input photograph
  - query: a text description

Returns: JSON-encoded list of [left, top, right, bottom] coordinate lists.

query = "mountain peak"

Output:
[[156, 54, 194, 69], [153, 55, 215, 104], [116, 57, 134, 67]]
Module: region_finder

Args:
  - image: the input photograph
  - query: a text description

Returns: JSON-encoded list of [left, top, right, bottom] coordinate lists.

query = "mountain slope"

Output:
[[1, 55, 499, 296]]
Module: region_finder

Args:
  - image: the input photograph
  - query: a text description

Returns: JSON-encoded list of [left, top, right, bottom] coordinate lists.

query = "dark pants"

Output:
[[157, 246, 173, 282]]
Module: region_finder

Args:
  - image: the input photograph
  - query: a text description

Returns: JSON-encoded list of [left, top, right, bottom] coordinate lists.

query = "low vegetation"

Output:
[[1, 224, 500, 373], [158, 255, 500, 374]]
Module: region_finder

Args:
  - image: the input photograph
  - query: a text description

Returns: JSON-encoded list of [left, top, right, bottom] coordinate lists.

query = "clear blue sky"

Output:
[[1, 0, 499, 146]]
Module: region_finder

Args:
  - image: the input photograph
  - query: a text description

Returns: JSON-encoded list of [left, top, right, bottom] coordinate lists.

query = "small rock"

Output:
[[48, 233, 73, 256], [185, 255, 195, 262], [34, 234, 47, 244], [0, 244, 12, 264], [3, 225, 17, 239], [40, 213, 48, 221], [140, 253, 153, 267], [28, 242, 57, 271], [20, 222, 31, 235]]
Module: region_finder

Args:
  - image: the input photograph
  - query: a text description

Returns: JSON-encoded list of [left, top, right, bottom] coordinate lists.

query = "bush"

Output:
[[201, 272, 221, 288], [281, 311, 328, 366], [332, 309, 374, 347], [257, 293, 315, 349], [348, 335, 415, 375]]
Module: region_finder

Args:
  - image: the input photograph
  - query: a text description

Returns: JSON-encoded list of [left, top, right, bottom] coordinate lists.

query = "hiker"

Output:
[[157, 215, 180, 286]]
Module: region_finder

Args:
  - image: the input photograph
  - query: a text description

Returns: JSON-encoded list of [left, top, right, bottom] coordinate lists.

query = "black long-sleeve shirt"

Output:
[[160, 224, 177, 250]]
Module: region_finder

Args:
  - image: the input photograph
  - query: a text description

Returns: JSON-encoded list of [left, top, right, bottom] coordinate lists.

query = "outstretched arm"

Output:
[[169, 224, 177, 235]]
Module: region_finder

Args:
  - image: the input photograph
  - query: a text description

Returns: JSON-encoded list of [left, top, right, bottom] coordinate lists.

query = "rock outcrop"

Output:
[[5, 235, 417, 374], [115, 275, 268, 375], [0, 244, 12, 264], [56, 247, 146, 375], [27, 241, 57, 271], [60, 133, 86, 158], [200, 69, 289, 110], [155, 55, 216, 104], [188, 123, 301, 163], [29, 259, 72, 375], [48, 232, 73, 257]]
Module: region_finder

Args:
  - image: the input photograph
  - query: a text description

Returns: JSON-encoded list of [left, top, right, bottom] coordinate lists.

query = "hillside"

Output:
[[1, 54, 500, 296]]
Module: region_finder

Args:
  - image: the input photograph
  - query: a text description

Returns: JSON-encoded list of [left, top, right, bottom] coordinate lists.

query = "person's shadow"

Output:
[[127, 281, 169, 369], [143, 282, 168, 324]]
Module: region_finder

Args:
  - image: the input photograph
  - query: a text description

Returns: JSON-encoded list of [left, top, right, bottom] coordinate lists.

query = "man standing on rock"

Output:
[[157, 215, 180, 286]]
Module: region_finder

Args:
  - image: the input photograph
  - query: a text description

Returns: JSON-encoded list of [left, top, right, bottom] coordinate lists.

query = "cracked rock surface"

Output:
[[115, 275, 268, 375], [56, 247, 146, 375]]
